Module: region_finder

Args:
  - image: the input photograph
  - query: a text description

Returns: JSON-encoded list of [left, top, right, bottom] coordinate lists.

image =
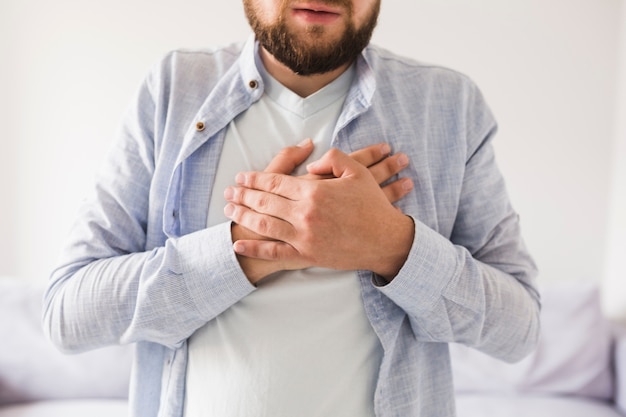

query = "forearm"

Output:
[[376, 217, 540, 363], [43, 222, 254, 352]]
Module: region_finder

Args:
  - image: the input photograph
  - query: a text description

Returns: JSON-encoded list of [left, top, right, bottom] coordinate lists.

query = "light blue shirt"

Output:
[[43, 36, 540, 417]]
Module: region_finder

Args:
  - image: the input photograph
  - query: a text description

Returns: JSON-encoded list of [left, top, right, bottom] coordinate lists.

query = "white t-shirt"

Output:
[[184, 60, 382, 417]]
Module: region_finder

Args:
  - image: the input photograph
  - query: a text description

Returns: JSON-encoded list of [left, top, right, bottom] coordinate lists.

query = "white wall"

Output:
[[0, 3, 18, 273], [602, 1, 626, 321], [1, 0, 624, 298], [376, 0, 623, 288]]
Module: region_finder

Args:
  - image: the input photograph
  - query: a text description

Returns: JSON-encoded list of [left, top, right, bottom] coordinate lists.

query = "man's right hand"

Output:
[[231, 138, 413, 284]]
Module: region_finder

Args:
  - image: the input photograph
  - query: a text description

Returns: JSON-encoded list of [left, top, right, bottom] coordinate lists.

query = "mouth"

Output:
[[291, 3, 343, 23], [293, 2, 343, 13]]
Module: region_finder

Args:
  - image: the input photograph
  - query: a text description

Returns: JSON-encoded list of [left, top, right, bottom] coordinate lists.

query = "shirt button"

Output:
[[195, 121, 205, 131], [249, 80, 258, 89]]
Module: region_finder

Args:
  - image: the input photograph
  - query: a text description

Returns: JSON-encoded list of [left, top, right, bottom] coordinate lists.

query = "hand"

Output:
[[226, 147, 415, 281], [231, 139, 413, 282], [231, 140, 413, 283]]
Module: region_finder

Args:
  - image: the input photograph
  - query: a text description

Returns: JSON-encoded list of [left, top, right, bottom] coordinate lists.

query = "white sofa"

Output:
[[0, 279, 131, 417], [1, 277, 624, 416], [452, 281, 626, 417]]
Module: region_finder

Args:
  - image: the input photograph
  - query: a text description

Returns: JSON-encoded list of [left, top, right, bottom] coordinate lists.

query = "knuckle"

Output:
[[385, 182, 404, 203], [234, 206, 248, 224], [327, 148, 342, 159], [386, 188, 401, 203], [235, 187, 246, 203], [277, 147, 296, 158], [304, 182, 321, 200], [366, 147, 380, 163], [268, 174, 283, 193], [383, 156, 400, 175], [255, 216, 270, 235], [269, 244, 281, 260], [256, 193, 271, 210], [298, 206, 321, 231], [245, 172, 258, 188]]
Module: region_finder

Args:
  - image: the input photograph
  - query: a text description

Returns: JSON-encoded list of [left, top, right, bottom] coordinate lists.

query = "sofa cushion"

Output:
[[456, 393, 622, 417], [0, 278, 132, 405], [0, 399, 128, 417], [450, 281, 614, 400]]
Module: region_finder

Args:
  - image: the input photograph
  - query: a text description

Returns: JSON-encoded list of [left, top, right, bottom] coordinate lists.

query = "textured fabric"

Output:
[[451, 281, 613, 400], [455, 394, 623, 417], [42, 35, 540, 417], [0, 400, 128, 417]]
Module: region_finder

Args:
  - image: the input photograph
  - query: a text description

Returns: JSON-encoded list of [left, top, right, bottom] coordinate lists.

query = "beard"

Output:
[[243, 0, 380, 76]]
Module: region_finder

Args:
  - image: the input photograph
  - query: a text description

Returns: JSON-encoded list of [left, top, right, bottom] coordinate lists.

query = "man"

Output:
[[43, 0, 540, 416]]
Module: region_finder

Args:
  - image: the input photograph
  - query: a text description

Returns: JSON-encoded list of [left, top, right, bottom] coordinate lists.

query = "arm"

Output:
[[224, 88, 540, 362], [43, 89, 411, 353], [42, 76, 254, 352], [379, 129, 540, 362]]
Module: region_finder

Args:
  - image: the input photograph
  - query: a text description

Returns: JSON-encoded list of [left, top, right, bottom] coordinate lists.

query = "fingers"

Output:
[[233, 170, 305, 201], [349, 143, 391, 167], [264, 138, 314, 174], [348, 144, 414, 201], [381, 177, 414, 204], [224, 183, 294, 216], [224, 201, 294, 242], [233, 239, 307, 266], [308, 144, 410, 185], [306, 148, 364, 178], [224, 181, 298, 242], [368, 152, 410, 185]]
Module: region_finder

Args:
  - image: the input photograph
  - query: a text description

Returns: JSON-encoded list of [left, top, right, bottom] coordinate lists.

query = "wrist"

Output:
[[371, 214, 415, 281], [236, 255, 280, 285]]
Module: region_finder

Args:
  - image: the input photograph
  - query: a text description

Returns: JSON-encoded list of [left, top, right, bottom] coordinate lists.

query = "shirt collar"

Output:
[[237, 34, 376, 111], [256, 52, 355, 119]]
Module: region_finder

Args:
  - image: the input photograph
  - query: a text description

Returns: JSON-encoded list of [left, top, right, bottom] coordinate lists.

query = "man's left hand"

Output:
[[224, 148, 415, 280]]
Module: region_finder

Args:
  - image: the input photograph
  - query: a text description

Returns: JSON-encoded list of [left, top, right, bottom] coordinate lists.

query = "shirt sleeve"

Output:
[[375, 82, 540, 363], [42, 65, 255, 353]]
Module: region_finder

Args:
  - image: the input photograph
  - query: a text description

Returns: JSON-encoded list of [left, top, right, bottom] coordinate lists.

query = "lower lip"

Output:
[[292, 9, 341, 25]]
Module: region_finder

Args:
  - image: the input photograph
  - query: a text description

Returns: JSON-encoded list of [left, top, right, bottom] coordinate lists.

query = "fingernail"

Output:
[[235, 173, 246, 185], [380, 143, 391, 155], [402, 178, 414, 191], [397, 154, 409, 167], [298, 138, 313, 147], [224, 187, 234, 200], [224, 203, 235, 217], [233, 241, 245, 254]]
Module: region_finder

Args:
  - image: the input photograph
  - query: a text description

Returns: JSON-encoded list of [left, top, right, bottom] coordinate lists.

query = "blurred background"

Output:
[[0, 0, 624, 318]]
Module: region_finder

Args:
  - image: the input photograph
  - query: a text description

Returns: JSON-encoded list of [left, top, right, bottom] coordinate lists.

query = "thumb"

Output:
[[264, 138, 314, 174], [306, 148, 363, 179]]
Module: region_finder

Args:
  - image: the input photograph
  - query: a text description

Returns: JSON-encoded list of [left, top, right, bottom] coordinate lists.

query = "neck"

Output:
[[259, 47, 351, 98]]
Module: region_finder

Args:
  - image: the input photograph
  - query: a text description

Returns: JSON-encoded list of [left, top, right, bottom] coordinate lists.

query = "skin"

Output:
[[229, 0, 415, 284], [230, 140, 414, 283]]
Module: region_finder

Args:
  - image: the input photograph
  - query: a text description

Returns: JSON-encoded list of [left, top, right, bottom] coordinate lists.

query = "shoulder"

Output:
[[144, 41, 245, 94], [363, 44, 494, 122], [363, 44, 481, 99], [360, 45, 497, 152], [129, 41, 248, 116], [136, 43, 243, 97]]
